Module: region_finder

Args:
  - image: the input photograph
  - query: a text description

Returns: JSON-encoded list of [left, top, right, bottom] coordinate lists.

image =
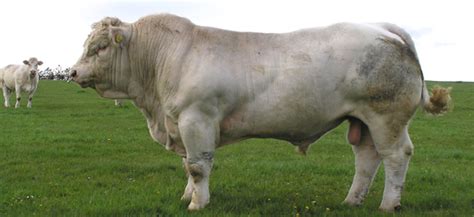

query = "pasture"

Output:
[[0, 80, 472, 216]]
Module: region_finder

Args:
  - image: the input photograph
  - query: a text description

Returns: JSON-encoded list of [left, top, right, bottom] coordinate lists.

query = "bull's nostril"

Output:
[[71, 70, 77, 78]]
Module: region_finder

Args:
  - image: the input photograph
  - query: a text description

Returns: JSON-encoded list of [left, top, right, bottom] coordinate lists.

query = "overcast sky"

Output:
[[0, 0, 472, 81]]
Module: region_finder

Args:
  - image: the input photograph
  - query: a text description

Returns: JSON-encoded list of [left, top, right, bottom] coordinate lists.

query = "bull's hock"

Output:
[[69, 13, 451, 211]]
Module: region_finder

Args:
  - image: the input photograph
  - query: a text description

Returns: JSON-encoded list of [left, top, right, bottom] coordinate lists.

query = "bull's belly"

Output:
[[219, 109, 347, 146]]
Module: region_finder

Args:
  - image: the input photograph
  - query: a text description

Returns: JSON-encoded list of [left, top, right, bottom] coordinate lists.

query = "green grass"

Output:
[[0, 80, 473, 216]]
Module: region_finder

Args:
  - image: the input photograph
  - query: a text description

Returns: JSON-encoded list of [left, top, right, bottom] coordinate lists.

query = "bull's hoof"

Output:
[[379, 204, 402, 212], [342, 198, 363, 207], [394, 205, 402, 212], [187, 201, 206, 211]]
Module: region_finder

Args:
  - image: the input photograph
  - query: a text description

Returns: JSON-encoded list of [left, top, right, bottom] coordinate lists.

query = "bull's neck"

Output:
[[126, 22, 193, 145], [103, 46, 132, 98], [128, 21, 193, 106]]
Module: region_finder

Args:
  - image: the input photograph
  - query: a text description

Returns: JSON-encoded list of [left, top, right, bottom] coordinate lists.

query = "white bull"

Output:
[[70, 14, 451, 212], [0, 57, 43, 108]]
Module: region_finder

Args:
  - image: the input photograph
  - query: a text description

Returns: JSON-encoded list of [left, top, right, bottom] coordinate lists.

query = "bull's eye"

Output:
[[86, 45, 106, 57], [87, 39, 110, 57], [99, 40, 109, 49], [86, 46, 99, 57], [96, 46, 107, 55]]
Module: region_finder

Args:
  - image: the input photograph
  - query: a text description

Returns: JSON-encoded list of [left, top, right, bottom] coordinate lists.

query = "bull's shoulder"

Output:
[[134, 13, 195, 33], [138, 13, 193, 24]]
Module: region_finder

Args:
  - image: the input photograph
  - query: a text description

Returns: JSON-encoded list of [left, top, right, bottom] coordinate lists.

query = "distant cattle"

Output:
[[70, 14, 451, 211], [0, 57, 43, 108]]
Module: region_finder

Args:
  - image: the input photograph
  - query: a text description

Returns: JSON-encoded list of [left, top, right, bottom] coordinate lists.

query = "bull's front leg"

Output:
[[27, 90, 36, 108], [181, 157, 194, 201], [178, 108, 218, 210]]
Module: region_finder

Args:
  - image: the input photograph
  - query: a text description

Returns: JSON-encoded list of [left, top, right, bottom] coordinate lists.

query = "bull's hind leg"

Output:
[[2, 86, 11, 107], [343, 120, 382, 206], [15, 84, 21, 108], [369, 121, 414, 212], [178, 108, 218, 210]]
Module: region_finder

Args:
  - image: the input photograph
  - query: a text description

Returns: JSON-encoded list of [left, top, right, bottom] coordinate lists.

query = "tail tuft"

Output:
[[423, 86, 452, 115]]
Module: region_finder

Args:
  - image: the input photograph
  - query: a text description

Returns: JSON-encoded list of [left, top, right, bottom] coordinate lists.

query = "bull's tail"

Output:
[[378, 23, 452, 115], [421, 84, 452, 115]]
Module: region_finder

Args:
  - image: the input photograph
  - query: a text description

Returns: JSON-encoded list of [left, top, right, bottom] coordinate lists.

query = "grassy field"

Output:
[[0, 80, 473, 216]]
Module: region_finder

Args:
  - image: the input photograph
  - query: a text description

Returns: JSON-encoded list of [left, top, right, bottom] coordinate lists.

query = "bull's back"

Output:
[[213, 24, 365, 140], [216, 23, 422, 143]]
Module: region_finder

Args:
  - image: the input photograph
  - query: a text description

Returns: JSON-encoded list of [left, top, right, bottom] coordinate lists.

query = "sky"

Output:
[[0, 0, 472, 81]]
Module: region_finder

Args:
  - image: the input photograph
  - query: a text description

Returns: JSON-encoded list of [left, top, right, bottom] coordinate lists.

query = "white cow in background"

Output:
[[0, 57, 43, 108]]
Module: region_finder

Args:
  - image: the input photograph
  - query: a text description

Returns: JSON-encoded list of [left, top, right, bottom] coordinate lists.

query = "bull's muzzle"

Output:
[[70, 69, 78, 78], [30, 70, 36, 77], [69, 68, 94, 88]]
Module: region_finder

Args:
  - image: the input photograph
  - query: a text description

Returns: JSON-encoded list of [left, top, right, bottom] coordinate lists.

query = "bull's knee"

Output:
[[186, 152, 213, 182], [188, 163, 205, 183]]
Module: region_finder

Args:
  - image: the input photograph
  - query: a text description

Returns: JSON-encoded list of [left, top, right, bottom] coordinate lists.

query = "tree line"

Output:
[[39, 65, 71, 81]]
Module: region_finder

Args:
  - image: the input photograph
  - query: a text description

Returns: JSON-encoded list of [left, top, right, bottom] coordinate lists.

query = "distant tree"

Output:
[[39, 65, 71, 81]]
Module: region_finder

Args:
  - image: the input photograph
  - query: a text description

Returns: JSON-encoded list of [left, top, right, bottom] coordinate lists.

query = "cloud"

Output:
[[404, 27, 433, 41]]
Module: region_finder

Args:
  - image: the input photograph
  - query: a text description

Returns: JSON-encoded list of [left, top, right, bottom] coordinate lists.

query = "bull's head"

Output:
[[70, 17, 132, 98], [23, 57, 43, 78]]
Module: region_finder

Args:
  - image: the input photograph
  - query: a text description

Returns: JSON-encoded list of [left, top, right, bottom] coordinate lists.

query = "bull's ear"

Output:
[[23, 60, 30, 65], [38, 61, 43, 66], [109, 26, 130, 48]]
